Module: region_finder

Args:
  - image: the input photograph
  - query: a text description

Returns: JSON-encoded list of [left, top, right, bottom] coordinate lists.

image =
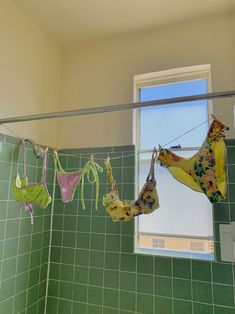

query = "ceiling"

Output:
[[10, 0, 235, 47]]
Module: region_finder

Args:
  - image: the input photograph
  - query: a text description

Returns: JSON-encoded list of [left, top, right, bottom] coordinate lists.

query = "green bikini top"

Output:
[[12, 139, 52, 223]]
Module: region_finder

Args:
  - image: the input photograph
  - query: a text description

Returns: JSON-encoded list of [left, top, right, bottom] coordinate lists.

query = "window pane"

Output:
[[140, 79, 208, 148], [135, 73, 213, 259]]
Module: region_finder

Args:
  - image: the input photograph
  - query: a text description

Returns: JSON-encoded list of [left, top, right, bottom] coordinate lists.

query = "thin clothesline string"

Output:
[[57, 101, 231, 160], [0, 102, 231, 161]]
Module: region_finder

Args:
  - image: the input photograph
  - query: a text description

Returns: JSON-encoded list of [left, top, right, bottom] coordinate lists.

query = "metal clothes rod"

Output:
[[0, 90, 235, 125]]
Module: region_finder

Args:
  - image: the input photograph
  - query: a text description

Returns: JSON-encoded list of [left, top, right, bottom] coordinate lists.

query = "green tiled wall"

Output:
[[47, 142, 235, 314], [0, 134, 54, 314]]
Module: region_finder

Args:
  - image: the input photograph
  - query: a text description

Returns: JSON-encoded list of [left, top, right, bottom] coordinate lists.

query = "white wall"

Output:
[[58, 12, 235, 148], [0, 0, 62, 147]]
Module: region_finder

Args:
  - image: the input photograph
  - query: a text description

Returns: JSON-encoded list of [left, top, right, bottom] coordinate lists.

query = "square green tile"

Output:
[[28, 267, 40, 287], [48, 280, 59, 297], [89, 250, 104, 268], [173, 278, 192, 300], [59, 281, 73, 300], [76, 232, 90, 249], [105, 252, 120, 270], [192, 260, 211, 282], [192, 281, 212, 303], [103, 307, 118, 314], [63, 231, 76, 248], [173, 259, 191, 279], [77, 216, 91, 232], [155, 256, 172, 277], [121, 235, 133, 253], [89, 268, 103, 286], [88, 286, 103, 305], [155, 276, 172, 297], [104, 270, 119, 289], [214, 203, 230, 222], [155, 296, 172, 314], [137, 255, 153, 274], [120, 291, 136, 311], [51, 230, 62, 246], [73, 283, 87, 302], [120, 253, 136, 272], [61, 247, 75, 264], [213, 284, 235, 307], [74, 266, 88, 284], [87, 304, 102, 314], [13, 291, 26, 313], [75, 249, 89, 266], [90, 233, 105, 251], [105, 234, 120, 252], [137, 273, 153, 294], [2, 257, 16, 280], [120, 271, 136, 291], [193, 302, 213, 314], [58, 299, 72, 314], [212, 263, 233, 285], [60, 264, 74, 282], [91, 216, 105, 233], [103, 288, 119, 308], [4, 238, 18, 258], [173, 300, 192, 314], [106, 217, 121, 234], [63, 215, 77, 231], [72, 302, 87, 314], [214, 305, 235, 314], [137, 293, 154, 314]]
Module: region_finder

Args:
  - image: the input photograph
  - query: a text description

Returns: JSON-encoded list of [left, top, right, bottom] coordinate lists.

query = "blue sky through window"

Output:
[[140, 79, 209, 148]]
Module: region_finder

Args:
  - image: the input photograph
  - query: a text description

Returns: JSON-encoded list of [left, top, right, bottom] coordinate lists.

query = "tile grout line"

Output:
[[101, 160, 108, 314], [0, 144, 14, 290], [44, 161, 57, 314], [56, 155, 68, 314], [71, 154, 81, 314], [25, 148, 37, 312]]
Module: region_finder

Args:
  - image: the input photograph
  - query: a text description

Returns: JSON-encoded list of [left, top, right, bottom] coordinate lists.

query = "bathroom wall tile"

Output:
[[48, 144, 235, 314]]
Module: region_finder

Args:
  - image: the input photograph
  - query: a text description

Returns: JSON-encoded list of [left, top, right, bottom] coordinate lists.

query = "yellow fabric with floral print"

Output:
[[157, 118, 228, 203], [103, 150, 159, 222]]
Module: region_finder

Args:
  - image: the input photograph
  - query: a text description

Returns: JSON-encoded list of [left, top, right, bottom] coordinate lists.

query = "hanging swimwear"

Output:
[[12, 139, 52, 224], [103, 149, 159, 222], [54, 151, 82, 203], [54, 151, 103, 209], [157, 117, 228, 203]]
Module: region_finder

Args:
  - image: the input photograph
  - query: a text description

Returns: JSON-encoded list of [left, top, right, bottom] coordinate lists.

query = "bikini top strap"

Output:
[[41, 148, 48, 183], [146, 149, 156, 181], [53, 150, 64, 172], [17, 139, 27, 178], [104, 158, 120, 195]]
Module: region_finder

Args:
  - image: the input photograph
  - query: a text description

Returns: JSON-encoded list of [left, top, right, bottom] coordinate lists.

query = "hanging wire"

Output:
[[1, 124, 21, 139], [0, 99, 232, 162]]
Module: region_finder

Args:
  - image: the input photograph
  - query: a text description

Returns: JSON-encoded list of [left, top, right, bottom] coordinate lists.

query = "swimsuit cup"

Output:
[[103, 150, 159, 222], [54, 151, 103, 209], [157, 118, 228, 203], [12, 140, 52, 224]]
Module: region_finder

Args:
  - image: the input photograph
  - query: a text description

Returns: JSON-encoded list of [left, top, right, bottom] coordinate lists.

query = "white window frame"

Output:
[[133, 64, 214, 259]]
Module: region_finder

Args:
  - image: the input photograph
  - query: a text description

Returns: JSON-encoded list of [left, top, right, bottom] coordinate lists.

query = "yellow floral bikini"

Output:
[[103, 150, 159, 222], [157, 118, 229, 203]]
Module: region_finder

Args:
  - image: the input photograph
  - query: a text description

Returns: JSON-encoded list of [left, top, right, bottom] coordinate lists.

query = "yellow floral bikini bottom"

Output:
[[157, 117, 229, 203]]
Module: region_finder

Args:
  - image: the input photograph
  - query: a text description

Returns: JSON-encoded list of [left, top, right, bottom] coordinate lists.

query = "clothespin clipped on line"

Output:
[[90, 154, 94, 161]]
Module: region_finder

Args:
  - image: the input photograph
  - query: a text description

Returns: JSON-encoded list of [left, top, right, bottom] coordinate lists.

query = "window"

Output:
[[134, 65, 214, 260]]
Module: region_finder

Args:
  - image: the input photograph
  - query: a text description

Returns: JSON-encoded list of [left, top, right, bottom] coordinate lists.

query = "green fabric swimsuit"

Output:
[[12, 140, 52, 223]]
